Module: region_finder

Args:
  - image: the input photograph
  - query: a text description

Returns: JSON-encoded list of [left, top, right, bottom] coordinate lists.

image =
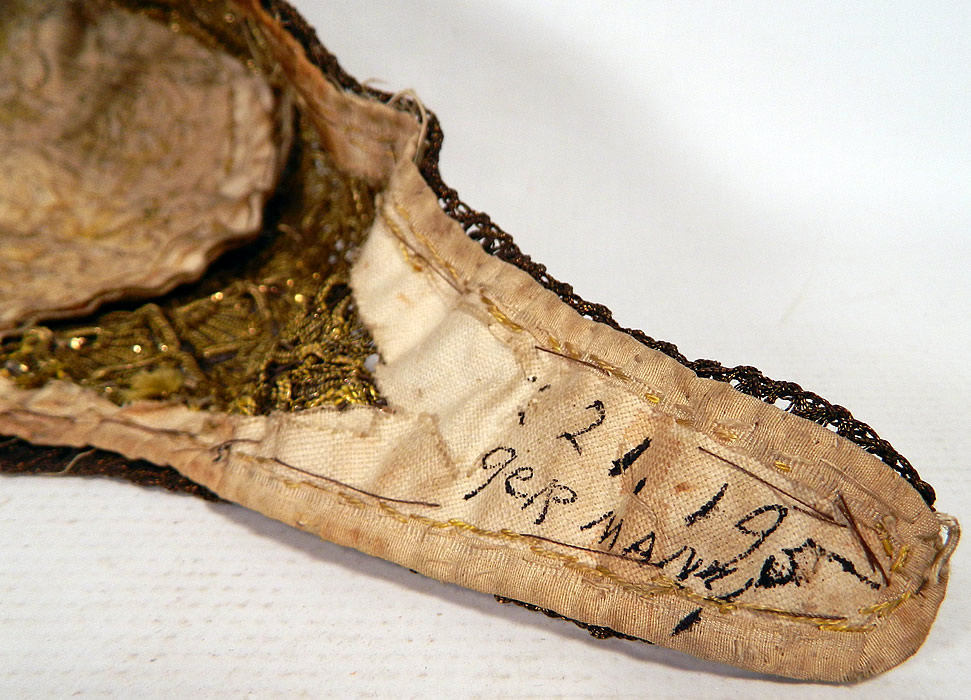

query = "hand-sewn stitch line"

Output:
[[875, 518, 897, 558], [389, 197, 461, 285], [891, 546, 910, 574], [698, 447, 842, 527], [231, 445, 920, 633], [480, 295, 525, 333], [382, 198, 876, 535], [384, 192, 927, 536], [380, 209, 462, 293], [272, 193, 937, 631], [836, 490, 888, 586], [8, 389, 916, 632], [219, 444, 443, 508]]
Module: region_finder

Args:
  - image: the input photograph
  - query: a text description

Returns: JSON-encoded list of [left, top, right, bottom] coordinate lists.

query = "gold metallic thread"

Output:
[[1, 113, 382, 415]]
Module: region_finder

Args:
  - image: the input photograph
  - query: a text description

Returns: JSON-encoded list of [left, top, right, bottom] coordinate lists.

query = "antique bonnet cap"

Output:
[[0, 0, 961, 686]]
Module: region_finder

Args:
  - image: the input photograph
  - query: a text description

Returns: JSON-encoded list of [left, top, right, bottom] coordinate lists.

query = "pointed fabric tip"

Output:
[[0, 0, 957, 684]]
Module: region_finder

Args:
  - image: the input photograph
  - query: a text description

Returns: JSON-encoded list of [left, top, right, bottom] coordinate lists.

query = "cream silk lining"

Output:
[[0, 1, 280, 331], [0, 0, 956, 682]]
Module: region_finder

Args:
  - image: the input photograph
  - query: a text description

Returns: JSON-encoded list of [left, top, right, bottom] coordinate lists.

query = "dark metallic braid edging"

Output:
[[0, 2, 933, 509], [264, 0, 935, 507]]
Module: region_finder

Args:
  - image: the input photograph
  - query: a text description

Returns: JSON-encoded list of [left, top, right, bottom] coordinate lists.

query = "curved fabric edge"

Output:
[[0, 0, 956, 684]]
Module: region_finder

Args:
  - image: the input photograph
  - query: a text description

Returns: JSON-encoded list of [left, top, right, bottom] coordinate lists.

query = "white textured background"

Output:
[[2, 1, 968, 697]]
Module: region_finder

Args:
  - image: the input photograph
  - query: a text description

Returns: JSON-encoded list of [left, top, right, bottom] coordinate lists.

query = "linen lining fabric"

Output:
[[0, 0, 956, 682]]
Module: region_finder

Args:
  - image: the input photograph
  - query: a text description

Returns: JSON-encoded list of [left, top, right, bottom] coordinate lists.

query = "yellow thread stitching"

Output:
[[381, 209, 462, 291], [373, 506, 864, 628], [385, 196, 862, 490], [447, 518, 481, 532], [891, 545, 910, 573], [480, 295, 524, 333], [410, 513, 451, 530], [563, 340, 583, 359], [411, 228, 460, 285], [337, 492, 366, 509], [713, 426, 740, 443], [543, 331, 633, 381], [875, 519, 896, 558], [390, 200, 461, 284], [736, 603, 858, 628], [589, 356, 631, 381], [378, 501, 409, 524], [860, 591, 912, 619], [546, 334, 564, 354], [229, 414, 921, 633], [374, 198, 927, 625], [397, 240, 424, 272]]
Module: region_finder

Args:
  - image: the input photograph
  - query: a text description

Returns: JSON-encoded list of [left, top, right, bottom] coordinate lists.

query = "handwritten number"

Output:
[[684, 482, 729, 526], [558, 400, 606, 455], [734, 504, 787, 561], [609, 435, 652, 476]]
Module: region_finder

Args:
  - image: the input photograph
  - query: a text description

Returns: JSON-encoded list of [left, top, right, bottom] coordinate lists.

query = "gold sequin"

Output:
[[0, 117, 382, 415]]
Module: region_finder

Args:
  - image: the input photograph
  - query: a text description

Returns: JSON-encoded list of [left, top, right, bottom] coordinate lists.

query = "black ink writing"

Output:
[[609, 435, 652, 476], [580, 510, 625, 550], [477, 393, 877, 604], [685, 482, 728, 526], [504, 466, 534, 499], [612, 503, 788, 594], [503, 466, 577, 525], [671, 608, 702, 636], [523, 479, 577, 525], [757, 537, 881, 591], [734, 504, 788, 561], [558, 400, 605, 455], [463, 446, 517, 500], [465, 446, 577, 525]]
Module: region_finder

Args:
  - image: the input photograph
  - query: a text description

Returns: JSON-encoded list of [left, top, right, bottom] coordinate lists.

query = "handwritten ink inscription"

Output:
[[609, 435, 652, 477], [580, 482, 879, 599], [464, 446, 577, 525], [461, 387, 879, 604], [557, 400, 605, 455]]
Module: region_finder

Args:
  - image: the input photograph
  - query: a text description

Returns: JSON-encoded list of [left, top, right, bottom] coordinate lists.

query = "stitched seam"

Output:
[[369, 198, 932, 628], [380, 197, 849, 516], [273, 465, 899, 633], [245, 8, 406, 149], [0, 399, 916, 631]]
